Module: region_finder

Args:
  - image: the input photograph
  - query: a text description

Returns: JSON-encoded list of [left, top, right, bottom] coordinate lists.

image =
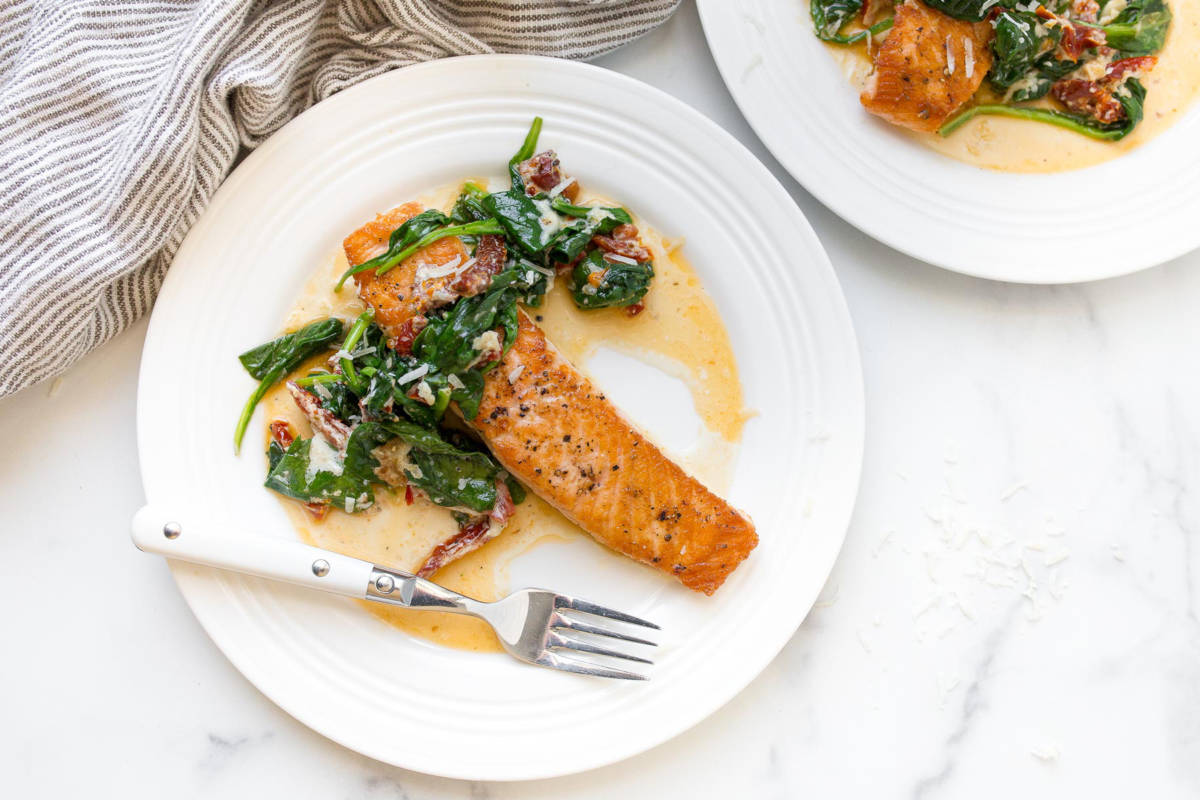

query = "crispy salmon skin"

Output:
[[344, 205, 758, 595], [860, 0, 994, 133]]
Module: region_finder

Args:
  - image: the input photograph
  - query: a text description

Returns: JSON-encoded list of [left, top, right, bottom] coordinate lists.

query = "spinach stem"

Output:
[[823, 16, 893, 45], [549, 198, 593, 217], [339, 309, 375, 391], [374, 220, 504, 277], [234, 367, 281, 453], [295, 372, 342, 387], [511, 117, 543, 166], [938, 104, 1125, 140]]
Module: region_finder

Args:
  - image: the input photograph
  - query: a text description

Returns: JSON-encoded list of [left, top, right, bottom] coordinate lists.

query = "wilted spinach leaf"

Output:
[[483, 188, 562, 257], [450, 182, 492, 225], [811, 0, 862, 39], [921, 0, 993, 21], [547, 203, 633, 265], [233, 317, 344, 452], [265, 418, 519, 515], [413, 286, 515, 375], [810, 0, 892, 43], [264, 435, 376, 510], [569, 250, 654, 310], [989, 11, 1057, 89], [238, 318, 343, 381], [1102, 0, 1171, 55]]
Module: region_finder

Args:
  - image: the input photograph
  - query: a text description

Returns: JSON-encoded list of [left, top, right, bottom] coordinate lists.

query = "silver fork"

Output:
[[131, 506, 658, 680]]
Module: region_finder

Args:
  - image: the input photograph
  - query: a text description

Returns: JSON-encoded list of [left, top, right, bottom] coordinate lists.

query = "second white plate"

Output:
[[698, 0, 1200, 283], [137, 55, 864, 780]]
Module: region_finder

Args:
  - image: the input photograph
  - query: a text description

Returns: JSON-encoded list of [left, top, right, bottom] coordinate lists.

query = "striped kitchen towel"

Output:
[[0, 0, 680, 397]]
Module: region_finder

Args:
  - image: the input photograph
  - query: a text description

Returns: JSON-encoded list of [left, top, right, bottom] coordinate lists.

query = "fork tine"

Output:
[[551, 613, 658, 646], [548, 632, 654, 664], [555, 595, 660, 630], [535, 650, 648, 681]]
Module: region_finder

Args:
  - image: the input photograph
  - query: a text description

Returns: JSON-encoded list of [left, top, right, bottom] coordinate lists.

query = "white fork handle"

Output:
[[131, 505, 373, 598]]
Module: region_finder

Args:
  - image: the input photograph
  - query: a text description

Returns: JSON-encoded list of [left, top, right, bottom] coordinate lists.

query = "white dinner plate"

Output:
[[136, 55, 864, 780], [697, 0, 1200, 284]]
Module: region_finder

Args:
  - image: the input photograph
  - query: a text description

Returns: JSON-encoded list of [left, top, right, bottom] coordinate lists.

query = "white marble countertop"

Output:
[[3, 2, 1199, 796]]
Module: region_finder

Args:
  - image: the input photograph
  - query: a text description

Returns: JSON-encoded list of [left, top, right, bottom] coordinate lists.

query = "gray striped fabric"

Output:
[[0, 0, 680, 397]]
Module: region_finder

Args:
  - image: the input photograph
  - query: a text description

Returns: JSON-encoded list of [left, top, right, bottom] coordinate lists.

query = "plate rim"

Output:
[[136, 53, 866, 780], [696, 0, 1200, 284]]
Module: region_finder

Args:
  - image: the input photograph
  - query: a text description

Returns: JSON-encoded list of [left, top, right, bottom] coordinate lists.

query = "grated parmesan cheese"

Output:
[[548, 176, 576, 198], [447, 373, 465, 390], [415, 255, 463, 283], [507, 364, 525, 384], [585, 207, 614, 226], [1073, 51, 1114, 82], [1099, 0, 1127, 23], [306, 435, 344, 481], [397, 363, 429, 385], [945, 35, 956, 74], [964, 37, 975, 78], [603, 253, 639, 266], [521, 259, 556, 277], [471, 330, 501, 355], [415, 380, 435, 405]]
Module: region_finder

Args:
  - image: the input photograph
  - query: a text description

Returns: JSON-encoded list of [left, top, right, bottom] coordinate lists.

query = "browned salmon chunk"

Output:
[[861, 0, 994, 133], [343, 201, 470, 350]]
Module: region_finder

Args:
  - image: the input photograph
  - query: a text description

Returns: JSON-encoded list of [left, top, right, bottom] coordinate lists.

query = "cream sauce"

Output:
[[826, 0, 1200, 172], [261, 183, 747, 652]]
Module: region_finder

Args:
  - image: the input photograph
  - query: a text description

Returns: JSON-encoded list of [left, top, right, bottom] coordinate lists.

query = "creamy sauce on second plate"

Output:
[[826, 0, 1200, 172], [260, 183, 748, 652]]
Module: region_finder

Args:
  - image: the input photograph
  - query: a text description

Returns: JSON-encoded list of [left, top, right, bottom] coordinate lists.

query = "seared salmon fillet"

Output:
[[861, 0, 994, 133], [345, 205, 758, 595], [473, 312, 756, 595], [345, 202, 469, 341]]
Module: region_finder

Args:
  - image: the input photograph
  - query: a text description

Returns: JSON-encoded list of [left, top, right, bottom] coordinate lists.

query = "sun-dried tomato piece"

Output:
[[516, 151, 579, 201], [490, 480, 515, 526], [286, 381, 351, 449], [304, 502, 330, 522], [269, 419, 295, 448], [417, 516, 492, 578], [1052, 78, 1126, 124], [389, 315, 427, 356], [1106, 55, 1156, 82], [1051, 55, 1156, 125], [1057, 22, 1107, 61], [415, 480, 515, 577], [592, 223, 651, 263], [451, 234, 506, 296]]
